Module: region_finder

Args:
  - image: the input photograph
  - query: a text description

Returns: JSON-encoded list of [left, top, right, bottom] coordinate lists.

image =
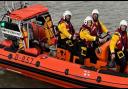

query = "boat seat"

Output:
[[56, 48, 70, 61], [73, 56, 79, 63], [95, 60, 107, 69], [0, 40, 13, 48], [73, 55, 108, 69], [85, 58, 107, 69], [95, 41, 110, 62], [24, 48, 40, 56]]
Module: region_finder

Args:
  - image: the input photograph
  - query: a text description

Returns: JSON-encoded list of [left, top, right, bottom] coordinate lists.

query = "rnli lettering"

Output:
[[14, 54, 34, 64]]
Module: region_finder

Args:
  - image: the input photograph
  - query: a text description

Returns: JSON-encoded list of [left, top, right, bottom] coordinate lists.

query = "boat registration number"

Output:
[[14, 54, 34, 64]]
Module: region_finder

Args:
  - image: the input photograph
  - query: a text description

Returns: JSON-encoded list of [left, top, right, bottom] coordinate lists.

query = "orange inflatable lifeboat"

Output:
[[0, 3, 128, 88]]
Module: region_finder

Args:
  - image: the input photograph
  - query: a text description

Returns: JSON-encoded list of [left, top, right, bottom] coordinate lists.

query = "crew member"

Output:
[[57, 10, 75, 62], [109, 20, 128, 73], [79, 16, 101, 65], [91, 9, 110, 47]]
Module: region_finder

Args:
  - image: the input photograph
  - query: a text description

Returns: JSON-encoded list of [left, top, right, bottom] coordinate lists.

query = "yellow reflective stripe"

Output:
[[81, 47, 87, 56], [117, 51, 124, 59], [66, 40, 73, 46]]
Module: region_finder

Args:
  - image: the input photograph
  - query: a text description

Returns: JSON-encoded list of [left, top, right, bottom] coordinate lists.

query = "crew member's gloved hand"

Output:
[[95, 36, 100, 45], [108, 53, 116, 68], [107, 31, 111, 35], [99, 38, 105, 43], [71, 34, 76, 40], [96, 36, 99, 42], [96, 36, 104, 44], [107, 31, 112, 39], [108, 60, 116, 68], [111, 53, 115, 60]]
